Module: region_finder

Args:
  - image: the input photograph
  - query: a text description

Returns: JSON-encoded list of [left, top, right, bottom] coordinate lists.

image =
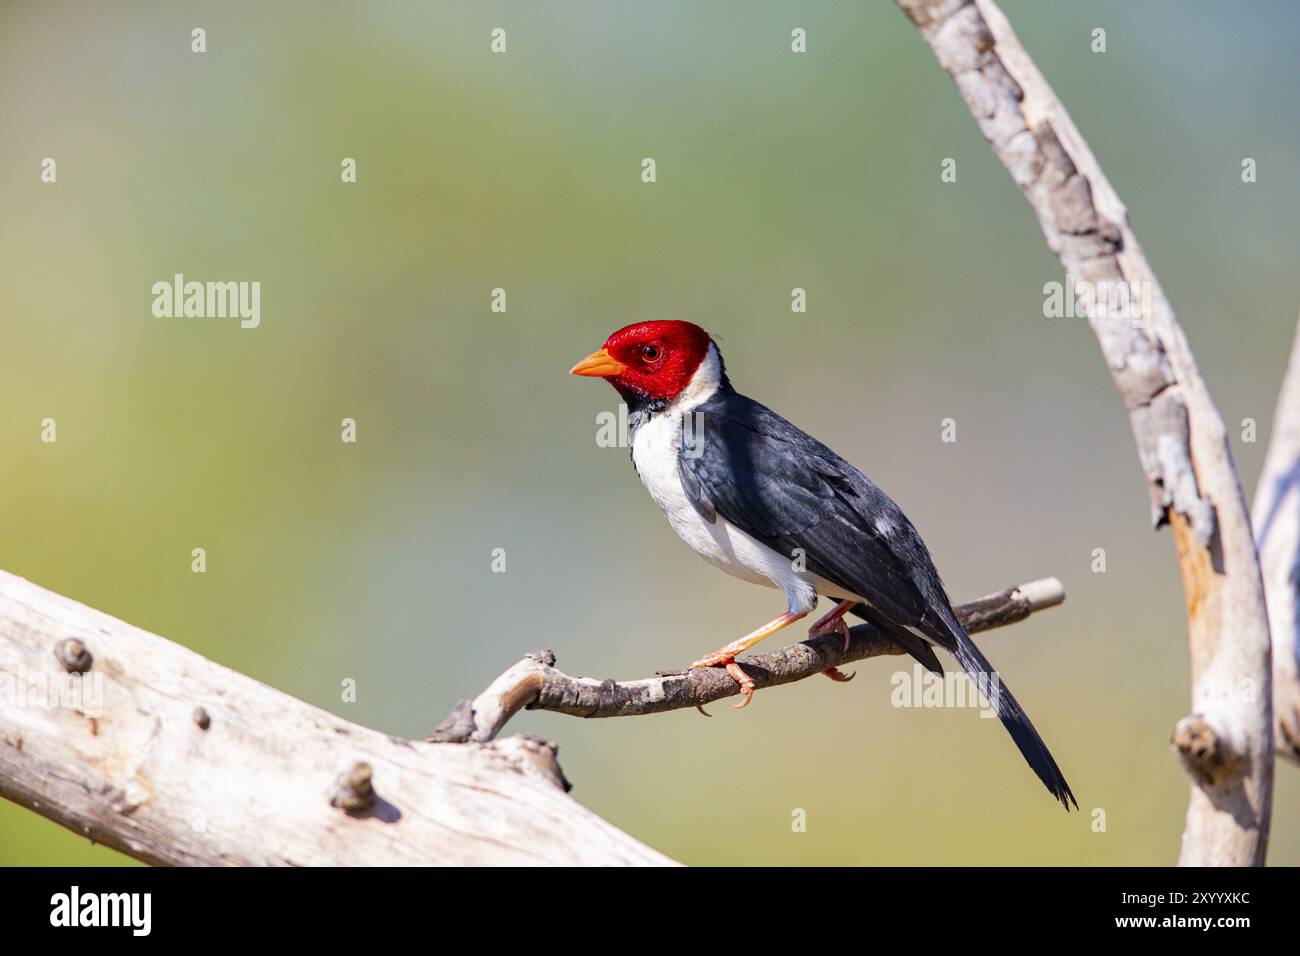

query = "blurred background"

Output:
[[1, 0, 1296, 865]]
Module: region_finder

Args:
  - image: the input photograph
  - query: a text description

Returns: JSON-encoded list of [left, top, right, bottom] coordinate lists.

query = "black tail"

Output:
[[943, 618, 1077, 811]]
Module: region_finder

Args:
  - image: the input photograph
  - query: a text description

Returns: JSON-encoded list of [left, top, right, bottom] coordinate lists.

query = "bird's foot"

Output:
[[689, 610, 807, 711], [810, 617, 852, 653], [808, 601, 855, 653], [689, 648, 757, 709], [821, 666, 855, 683], [690, 639, 748, 669]]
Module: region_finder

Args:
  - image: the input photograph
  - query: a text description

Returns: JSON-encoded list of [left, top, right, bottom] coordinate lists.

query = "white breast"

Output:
[[629, 345, 820, 616]]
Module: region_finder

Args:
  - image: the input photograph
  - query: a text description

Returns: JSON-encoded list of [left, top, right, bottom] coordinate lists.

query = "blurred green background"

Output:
[[2, 0, 1297, 865]]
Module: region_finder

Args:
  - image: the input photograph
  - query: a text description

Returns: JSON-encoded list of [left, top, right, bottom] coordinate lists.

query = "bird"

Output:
[[570, 320, 1077, 810]]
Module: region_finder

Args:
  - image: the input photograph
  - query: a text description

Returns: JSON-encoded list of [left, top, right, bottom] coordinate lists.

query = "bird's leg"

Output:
[[690, 610, 806, 709], [808, 599, 855, 652], [690, 611, 807, 668]]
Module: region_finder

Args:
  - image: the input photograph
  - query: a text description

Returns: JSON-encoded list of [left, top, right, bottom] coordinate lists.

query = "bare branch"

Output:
[[1253, 316, 1300, 763], [893, 0, 1274, 864], [430, 577, 1065, 743], [0, 570, 675, 866]]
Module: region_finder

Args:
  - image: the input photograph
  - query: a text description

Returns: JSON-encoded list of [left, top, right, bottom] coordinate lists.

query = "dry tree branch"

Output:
[[1253, 316, 1300, 763], [0, 563, 1061, 865], [893, 0, 1274, 865], [429, 578, 1065, 743], [0, 570, 673, 866]]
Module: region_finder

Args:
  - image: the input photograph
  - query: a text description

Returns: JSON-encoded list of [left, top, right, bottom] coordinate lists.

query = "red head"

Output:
[[569, 320, 716, 404]]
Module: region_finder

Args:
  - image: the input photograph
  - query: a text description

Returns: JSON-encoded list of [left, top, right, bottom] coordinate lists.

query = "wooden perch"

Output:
[[0, 570, 672, 866], [431, 578, 1065, 743], [893, 0, 1274, 865], [0, 568, 1061, 866]]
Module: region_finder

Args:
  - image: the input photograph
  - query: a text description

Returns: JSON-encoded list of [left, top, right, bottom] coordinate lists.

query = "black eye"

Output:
[[641, 344, 662, 363]]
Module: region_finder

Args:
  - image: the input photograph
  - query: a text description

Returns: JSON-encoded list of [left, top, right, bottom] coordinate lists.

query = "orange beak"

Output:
[[569, 347, 628, 378]]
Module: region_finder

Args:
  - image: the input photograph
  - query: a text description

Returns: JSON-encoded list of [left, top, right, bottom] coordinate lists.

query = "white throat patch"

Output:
[[668, 342, 722, 415]]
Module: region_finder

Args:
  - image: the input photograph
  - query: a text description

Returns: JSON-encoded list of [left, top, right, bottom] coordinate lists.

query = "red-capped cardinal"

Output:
[[571, 320, 1075, 810]]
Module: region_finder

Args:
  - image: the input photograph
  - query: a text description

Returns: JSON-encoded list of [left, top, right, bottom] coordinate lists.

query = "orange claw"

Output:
[[808, 600, 855, 652], [725, 661, 756, 708]]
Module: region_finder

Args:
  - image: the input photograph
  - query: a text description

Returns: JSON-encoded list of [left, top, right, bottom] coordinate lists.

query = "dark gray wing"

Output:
[[681, 388, 1076, 807], [678, 388, 949, 636]]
